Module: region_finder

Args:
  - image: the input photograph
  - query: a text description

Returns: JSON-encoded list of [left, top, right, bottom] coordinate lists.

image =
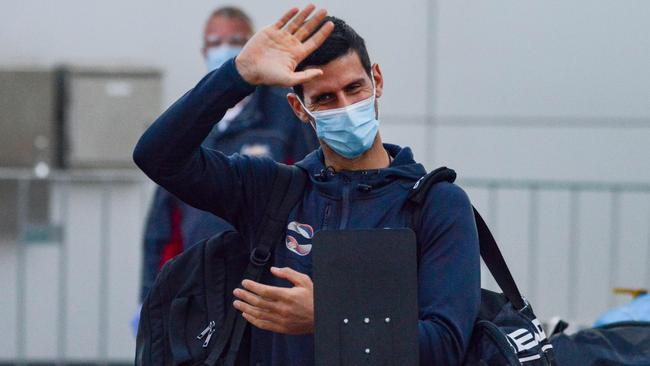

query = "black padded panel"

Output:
[[312, 228, 418, 366]]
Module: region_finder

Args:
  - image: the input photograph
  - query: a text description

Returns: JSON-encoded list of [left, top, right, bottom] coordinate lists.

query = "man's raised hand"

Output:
[[235, 5, 334, 87]]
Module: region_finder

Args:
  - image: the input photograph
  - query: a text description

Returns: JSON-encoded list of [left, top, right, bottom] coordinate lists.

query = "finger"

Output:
[[233, 288, 277, 310], [271, 266, 311, 287], [241, 279, 288, 300], [234, 299, 287, 324], [287, 69, 323, 86], [301, 20, 335, 55], [233, 300, 270, 320], [242, 312, 285, 333], [274, 7, 300, 29], [286, 4, 316, 34], [295, 9, 328, 42]]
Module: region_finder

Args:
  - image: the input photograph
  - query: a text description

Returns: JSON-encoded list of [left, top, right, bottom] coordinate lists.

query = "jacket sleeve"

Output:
[[132, 58, 276, 230], [416, 182, 481, 365]]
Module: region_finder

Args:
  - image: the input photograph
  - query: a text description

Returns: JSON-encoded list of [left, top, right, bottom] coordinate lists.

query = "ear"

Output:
[[201, 46, 207, 59], [287, 93, 312, 124], [371, 64, 384, 98]]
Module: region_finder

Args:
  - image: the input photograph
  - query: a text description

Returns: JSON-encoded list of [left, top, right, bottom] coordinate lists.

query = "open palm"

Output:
[[235, 5, 334, 87]]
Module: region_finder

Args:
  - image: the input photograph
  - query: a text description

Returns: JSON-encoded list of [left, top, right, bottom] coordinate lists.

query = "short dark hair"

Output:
[[293, 16, 372, 100], [207, 6, 253, 33]]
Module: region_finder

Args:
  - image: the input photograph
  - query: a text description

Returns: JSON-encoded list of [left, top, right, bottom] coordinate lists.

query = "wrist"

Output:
[[234, 55, 259, 85]]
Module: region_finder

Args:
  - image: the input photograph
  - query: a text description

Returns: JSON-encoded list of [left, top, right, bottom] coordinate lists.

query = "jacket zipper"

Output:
[[339, 179, 351, 230], [197, 320, 216, 348], [321, 204, 332, 230]]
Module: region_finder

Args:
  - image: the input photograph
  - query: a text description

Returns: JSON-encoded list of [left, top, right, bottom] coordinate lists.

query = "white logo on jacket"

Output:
[[240, 143, 271, 157], [285, 221, 313, 256]]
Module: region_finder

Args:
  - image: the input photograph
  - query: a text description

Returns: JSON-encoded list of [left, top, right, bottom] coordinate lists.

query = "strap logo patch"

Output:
[[506, 318, 549, 354], [413, 176, 425, 190]]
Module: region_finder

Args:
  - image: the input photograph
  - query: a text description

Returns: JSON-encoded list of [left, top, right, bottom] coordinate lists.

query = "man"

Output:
[[134, 5, 480, 365], [139, 6, 318, 300]]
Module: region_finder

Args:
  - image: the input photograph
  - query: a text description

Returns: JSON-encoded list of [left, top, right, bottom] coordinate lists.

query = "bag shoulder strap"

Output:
[[251, 164, 308, 263], [407, 167, 526, 310], [204, 164, 308, 366]]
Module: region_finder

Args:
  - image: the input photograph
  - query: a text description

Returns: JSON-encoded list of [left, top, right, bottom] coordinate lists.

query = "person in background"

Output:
[[139, 6, 318, 301]]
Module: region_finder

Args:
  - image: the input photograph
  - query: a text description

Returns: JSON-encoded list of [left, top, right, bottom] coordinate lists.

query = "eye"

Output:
[[314, 94, 334, 104], [206, 39, 224, 48], [345, 83, 362, 93], [229, 34, 249, 46]]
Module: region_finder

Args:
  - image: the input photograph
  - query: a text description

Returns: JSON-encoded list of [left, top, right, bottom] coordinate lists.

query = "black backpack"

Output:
[[407, 167, 557, 365], [135, 164, 307, 366]]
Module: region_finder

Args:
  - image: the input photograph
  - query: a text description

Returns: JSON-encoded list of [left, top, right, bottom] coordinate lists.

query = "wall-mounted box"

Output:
[[0, 66, 162, 169]]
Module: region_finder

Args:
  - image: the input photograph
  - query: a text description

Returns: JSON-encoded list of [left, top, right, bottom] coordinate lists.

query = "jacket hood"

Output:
[[294, 143, 426, 197]]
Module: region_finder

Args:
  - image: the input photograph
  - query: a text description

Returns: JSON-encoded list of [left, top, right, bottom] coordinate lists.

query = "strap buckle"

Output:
[[249, 247, 271, 267]]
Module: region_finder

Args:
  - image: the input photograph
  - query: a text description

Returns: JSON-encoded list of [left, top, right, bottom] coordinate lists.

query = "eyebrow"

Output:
[[310, 77, 367, 103]]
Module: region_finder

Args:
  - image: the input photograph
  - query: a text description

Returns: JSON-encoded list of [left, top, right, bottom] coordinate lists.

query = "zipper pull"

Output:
[[202, 327, 215, 348], [196, 320, 215, 340]]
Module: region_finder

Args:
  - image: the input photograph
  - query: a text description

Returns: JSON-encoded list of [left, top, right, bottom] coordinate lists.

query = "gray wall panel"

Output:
[[0, 240, 18, 359], [435, 0, 650, 118], [64, 186, 103, 359], [433, 124, 650, 182], [574, 192, 613, 325], [106, 185, 144, 359], [24, 244, 59, 359]]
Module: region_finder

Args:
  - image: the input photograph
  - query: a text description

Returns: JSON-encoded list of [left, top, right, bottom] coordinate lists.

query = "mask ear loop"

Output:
[[293, 93, 317, 130], [369, 69, 379, 119]]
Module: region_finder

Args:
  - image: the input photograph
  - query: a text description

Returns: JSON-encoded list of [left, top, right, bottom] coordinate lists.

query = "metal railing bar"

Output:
[[97, 184, 111, 366], [432, 115, 650, 129], [485, 185, 499, 290], [567, 189, 580, 321], [0, 168, 147, 184], [527, 188, 540, 301], [646, 197, 650, 290], [15, 180, 29, 366], [608, 190, 621, 309], [56, 183, 70, 365], [459, 178, 650, 193]]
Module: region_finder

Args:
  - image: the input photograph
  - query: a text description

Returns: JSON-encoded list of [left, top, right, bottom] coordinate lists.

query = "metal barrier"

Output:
[[459, 177, 650, 326], [2, 168, 649, 363], [0, 168, 151, 365]]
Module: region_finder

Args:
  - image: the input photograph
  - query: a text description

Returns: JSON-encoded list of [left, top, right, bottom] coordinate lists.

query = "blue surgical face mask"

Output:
[[298, 75, 379, 159], [205, 45, 242, 72]]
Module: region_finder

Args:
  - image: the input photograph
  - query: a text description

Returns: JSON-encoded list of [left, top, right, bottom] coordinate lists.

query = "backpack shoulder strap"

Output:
[[472, 208, 526, 310], [251, 163, 308, 263], [406, 166, 458, 230], [408, 167, 527, 310], [205, 163, 307, 366]]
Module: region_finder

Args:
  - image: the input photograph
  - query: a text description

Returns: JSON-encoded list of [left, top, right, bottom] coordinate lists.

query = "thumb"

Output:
[[271, 266, 310, 287], [287, 69, 323, 86]]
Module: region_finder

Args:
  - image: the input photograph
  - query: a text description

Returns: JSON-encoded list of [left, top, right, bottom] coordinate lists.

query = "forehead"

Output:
[[204, 15, 251, 38], [301, 51, 370, 98]]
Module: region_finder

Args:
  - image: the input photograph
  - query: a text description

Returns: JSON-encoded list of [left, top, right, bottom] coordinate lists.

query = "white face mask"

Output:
[[297, 73, 379, 159], [205, 45, 242, 72]]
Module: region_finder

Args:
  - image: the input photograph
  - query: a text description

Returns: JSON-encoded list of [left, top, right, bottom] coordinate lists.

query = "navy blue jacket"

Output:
[[140, 85, 318, 300], [133, 58, 481, 365]]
